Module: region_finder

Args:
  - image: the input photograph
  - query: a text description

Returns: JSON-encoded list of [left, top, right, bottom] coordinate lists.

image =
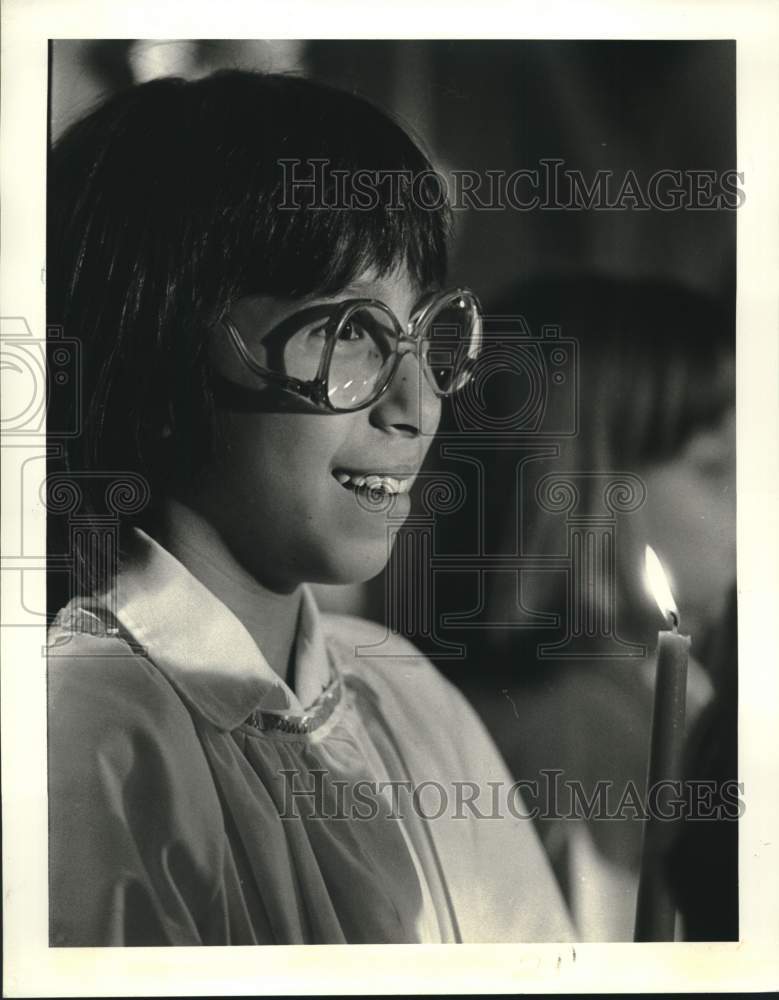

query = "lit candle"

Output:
[[634, 545, 691, 942]]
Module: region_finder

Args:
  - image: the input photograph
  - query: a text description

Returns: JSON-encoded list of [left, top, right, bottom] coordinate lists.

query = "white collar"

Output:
[[108, 528, 333, 731]]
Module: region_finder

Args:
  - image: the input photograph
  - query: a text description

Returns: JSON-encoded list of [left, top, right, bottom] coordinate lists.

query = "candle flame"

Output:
[[644, 545, 679, 625]]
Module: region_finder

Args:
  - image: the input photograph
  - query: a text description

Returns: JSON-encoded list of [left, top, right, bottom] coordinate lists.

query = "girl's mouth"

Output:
[[332, 470, 413, 496]]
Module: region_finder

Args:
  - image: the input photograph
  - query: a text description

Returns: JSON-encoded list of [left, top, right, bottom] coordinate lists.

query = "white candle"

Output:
[[635, 545, 691, 942]]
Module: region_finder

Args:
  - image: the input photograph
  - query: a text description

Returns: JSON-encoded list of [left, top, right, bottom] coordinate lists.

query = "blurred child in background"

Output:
[[466, 274, 736, 940]]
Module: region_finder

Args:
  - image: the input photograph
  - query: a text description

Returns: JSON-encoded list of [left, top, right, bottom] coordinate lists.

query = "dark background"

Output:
[[51, 39, 736, 302]]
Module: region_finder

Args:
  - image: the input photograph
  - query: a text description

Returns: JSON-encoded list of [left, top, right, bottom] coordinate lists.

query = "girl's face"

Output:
[[177, 268, 442, 591]]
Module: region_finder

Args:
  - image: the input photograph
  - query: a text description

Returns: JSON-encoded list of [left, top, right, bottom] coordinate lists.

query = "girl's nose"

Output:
[[369, 347, 441, 437]]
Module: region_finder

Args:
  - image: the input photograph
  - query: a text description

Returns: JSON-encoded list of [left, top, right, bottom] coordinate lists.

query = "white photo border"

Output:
[[2, 0, 778, 994]]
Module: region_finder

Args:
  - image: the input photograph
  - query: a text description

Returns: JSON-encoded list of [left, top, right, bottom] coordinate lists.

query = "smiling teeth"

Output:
[[336, 472, 411, 494]]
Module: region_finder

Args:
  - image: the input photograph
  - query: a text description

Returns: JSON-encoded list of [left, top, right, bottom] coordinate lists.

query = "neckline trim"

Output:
[[243, 668, 343, 735]]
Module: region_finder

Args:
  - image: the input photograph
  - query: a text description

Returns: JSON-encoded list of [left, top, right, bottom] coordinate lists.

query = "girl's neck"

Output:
[[151, 497, 302, 686]]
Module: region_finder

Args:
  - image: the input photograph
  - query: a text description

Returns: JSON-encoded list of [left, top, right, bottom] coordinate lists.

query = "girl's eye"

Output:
[[336, 320, 367, 342], [300, 321, 365, 342]]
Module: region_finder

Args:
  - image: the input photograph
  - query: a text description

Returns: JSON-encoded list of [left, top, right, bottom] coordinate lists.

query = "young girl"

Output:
[[46, 69, 573, 946]]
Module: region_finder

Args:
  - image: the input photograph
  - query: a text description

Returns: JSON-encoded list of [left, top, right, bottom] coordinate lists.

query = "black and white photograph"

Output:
[[2, 1, 778, 995]]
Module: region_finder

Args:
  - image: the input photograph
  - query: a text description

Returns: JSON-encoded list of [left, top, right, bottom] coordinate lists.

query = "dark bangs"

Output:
[[168, 70, 451, 309], [584, 279, 735, 466]]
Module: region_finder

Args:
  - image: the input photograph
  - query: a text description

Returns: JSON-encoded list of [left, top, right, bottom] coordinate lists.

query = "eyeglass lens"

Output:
[[420, 295, 483, 396], [326, 305, 397, 409], [278, 295, 481, 411]]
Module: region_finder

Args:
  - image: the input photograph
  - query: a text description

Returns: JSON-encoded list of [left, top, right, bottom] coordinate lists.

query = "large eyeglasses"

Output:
[[218, 287, 483, 413]]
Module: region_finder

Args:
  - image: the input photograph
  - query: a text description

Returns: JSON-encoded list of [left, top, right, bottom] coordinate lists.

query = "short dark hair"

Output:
[[489, 273, 734, 467], [47, 69, 452, 604]]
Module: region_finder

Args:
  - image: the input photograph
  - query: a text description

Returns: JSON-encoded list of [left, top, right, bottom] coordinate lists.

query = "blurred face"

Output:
[[176, 267, 442, 591], [635, 405, 736, 638]]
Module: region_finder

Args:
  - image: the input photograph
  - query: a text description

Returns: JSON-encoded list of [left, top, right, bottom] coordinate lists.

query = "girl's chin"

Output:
[[306, 537, 398, 587]]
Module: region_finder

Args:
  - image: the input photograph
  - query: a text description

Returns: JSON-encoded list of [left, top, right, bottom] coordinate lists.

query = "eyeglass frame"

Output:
[[216, 287, 482, 414]]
